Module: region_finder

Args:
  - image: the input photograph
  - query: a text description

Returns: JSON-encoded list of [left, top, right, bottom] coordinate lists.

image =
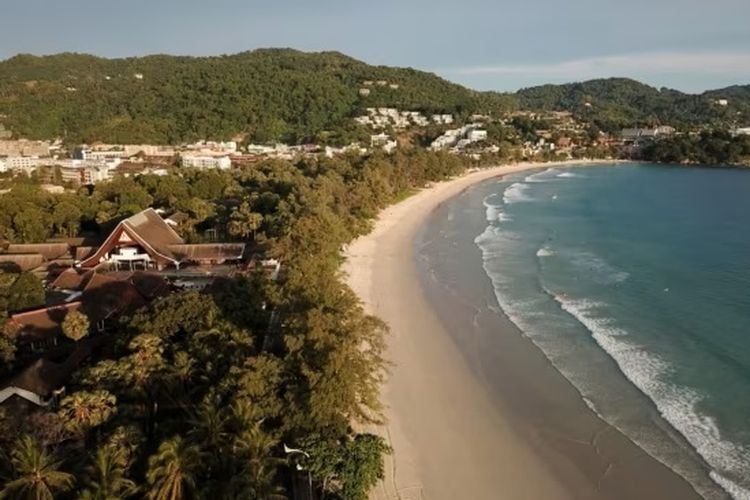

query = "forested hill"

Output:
[[516, 78, 750, 130], [0, 49, 505, 144], [0, 49, 747, 144]]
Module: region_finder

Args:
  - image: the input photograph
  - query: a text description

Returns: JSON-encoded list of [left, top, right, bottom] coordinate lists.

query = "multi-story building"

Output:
[[180, 155, 231, 170]]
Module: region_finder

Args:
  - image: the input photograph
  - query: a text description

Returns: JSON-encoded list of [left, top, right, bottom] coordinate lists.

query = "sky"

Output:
[[1, 0, 749, 93]]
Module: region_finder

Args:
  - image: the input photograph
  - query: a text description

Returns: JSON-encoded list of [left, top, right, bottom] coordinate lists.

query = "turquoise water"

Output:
[[474, 164, 750, 499]]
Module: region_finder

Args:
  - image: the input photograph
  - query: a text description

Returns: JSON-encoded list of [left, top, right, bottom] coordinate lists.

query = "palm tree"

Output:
[[228, 202, 264, 241], [0, 435, 74, 499], [187, 395, 229, 460], [61, 309, 90, 341], [58, 390, 117, 434], [79, 445, 138, 500], [231, 423, 286, 500], [146, 436, 203, 500]]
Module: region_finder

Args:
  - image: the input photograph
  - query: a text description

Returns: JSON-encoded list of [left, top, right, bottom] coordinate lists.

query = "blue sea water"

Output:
[[474, 164, 750, 499]]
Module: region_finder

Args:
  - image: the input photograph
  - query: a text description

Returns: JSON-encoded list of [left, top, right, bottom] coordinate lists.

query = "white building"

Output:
[[430, 125, 488, 151], [467, 130, 488, 142], [370, 133, 390, 146], [185, 140, 237, 154], [359, 88, 371, 96], [731, 127, 750, 136], [5, 156, 42, 172], [0, 159, 6, 173], [181, 155, 231, 170], [432, 114, 454, 125], [622, 126, 675, 141]]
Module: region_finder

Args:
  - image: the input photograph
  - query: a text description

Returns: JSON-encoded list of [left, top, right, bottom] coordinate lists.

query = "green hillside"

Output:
[[0, 49, 498, 144], [0, 50, 747, 144], [516, 78, 750, 131]]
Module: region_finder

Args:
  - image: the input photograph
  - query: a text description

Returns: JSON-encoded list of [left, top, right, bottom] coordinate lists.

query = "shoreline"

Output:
[[342, 160, 702, 500]]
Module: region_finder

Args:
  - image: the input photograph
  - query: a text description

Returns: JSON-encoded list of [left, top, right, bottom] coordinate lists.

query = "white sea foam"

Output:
[[536, 245, 554, 257], [503, 182, 532, 204], [711, 472, 750, 500], [525, 168, 559, 183], [555, 296, 750, 500], [482, 194, 512, 223], [557, 171, 583, 178]]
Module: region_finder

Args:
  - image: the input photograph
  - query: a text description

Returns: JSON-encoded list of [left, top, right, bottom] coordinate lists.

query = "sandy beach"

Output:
[[342, 160, 703, 500]]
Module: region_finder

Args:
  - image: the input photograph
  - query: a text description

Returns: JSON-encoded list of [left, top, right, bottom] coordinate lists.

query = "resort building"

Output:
[[78, 208, 245, 271], [180, 155, 232, 170]]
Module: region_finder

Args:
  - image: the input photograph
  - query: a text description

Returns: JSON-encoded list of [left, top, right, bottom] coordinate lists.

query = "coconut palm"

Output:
[[228, 202, 264, 241], [79, 445, 138, 500], [0, 435, 74, 500], [61, 309, 90, 341], [231, 422, 286, 500], [57, 390, 117, 434], [145, 436, 203, 500], [187, 395, 229, 459]]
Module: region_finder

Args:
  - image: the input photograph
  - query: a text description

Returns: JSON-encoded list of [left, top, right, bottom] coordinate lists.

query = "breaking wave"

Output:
[[482, 194, 512, 223], [557, 171, 583, 178], [554, 296, 750, 500], [525, 168, 559, 183], [502, 182, 532, 204]]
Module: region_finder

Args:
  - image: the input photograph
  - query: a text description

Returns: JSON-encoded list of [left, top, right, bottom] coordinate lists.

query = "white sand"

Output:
[[342, 160, 609, 500]]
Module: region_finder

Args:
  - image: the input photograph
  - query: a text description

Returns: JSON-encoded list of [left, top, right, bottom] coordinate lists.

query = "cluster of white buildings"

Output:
[[431, 114, 454, 125], [621, 126, 675, 142], [0, 155, 124, 184], [75, 144, 176, 160], [324, 143, 368, 158], [430, 124, 488, 151], [358, 80, 401, 97], [355, 108, 432, 130]]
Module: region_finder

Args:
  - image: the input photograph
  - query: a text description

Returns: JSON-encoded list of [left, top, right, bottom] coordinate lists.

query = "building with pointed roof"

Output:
[[78, 208, 246, 270]]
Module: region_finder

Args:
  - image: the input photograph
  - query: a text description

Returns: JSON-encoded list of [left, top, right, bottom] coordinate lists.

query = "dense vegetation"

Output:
[[0, 50, 495, 145], [1, 50, 747, 145], [641, 130, 750, 165], [517, 78, 750, 132], [0, 149, 472, 498]]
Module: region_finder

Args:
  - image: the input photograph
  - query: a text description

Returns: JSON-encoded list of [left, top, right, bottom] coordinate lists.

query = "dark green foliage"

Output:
[[0, 149, 477, 498], [517, 78, 750, 132], [641, 131, 750, 165], [2, 271, 45, 312], [299, 432, 391, 500]]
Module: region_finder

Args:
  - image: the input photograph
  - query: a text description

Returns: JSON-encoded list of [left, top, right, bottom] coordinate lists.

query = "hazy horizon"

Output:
[[1, 0, 749, 94]]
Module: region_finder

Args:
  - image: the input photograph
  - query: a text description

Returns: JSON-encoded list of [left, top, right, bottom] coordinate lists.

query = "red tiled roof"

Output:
[[129, 271, 170, 300], [0, 253, 45, 272], [6, 243, 70, 260], [6, 302, 82, 342], [167, 243, 245, 262], [81, 273, 147, 320], [49, 268, 94, 290], [80, 208, 185, 268]]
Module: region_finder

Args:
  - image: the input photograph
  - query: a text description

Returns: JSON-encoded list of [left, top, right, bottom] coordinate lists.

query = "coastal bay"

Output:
[[343, 161, 706, 500]]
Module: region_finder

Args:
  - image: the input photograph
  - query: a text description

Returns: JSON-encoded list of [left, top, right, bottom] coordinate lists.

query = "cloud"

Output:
[[442, 50, 750, 81]]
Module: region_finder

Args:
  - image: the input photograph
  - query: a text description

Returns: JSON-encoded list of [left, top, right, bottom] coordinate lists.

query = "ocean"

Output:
[[462, 164, 749, 499]]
